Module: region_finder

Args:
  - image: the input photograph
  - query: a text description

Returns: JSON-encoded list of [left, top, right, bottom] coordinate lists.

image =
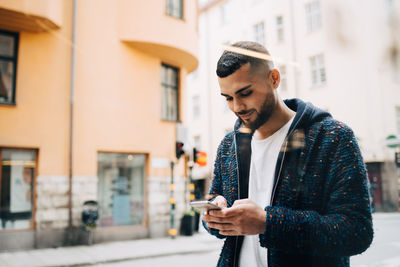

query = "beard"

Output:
[[236, 91, 276, 131]]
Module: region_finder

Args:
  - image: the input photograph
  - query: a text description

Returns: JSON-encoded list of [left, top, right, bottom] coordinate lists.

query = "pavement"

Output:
[[1, 213, 399, 267], [0, 229, 224, 267]]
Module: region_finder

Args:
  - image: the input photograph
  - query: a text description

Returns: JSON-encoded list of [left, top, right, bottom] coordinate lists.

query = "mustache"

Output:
[[236, 109, 256, 115]]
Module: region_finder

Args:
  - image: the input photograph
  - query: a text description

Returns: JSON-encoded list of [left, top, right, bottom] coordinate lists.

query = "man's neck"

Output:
[[253, 101, 295, 140]]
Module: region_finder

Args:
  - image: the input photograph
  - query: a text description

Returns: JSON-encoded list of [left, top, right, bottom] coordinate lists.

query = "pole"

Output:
[[189, 163, 195, 203], [67, 0, 77, 245], [169, 161, 177, 238]]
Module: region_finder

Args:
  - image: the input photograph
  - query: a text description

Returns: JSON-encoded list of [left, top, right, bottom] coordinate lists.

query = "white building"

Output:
[[186, 0, 400, 210]]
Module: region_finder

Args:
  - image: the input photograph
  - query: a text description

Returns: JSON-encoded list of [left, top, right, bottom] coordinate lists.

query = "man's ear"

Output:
[[269, 69, 280, 89]]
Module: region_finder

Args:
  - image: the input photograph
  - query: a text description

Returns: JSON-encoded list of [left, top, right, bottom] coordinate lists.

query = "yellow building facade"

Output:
[[0, 0, 198, 250]]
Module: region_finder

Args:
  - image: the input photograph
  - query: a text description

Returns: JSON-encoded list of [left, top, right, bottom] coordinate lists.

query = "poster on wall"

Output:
[[10, 165, 32, 213]]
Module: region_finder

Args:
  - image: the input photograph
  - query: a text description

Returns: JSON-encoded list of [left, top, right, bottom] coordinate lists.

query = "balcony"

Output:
[[0, 0, 62, 32], [118, 0, 198, 72]]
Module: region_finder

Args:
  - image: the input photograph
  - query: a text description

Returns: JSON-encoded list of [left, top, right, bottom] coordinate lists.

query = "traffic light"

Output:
[[175, 142, 185, 159], [395, 152, 400, 167], [193, 147, 198, 163], [193, 147, 207, 167]]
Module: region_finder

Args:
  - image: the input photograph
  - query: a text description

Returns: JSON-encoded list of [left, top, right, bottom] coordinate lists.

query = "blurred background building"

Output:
[[0, 0, 198, 251], [186, 0, 400, 211]]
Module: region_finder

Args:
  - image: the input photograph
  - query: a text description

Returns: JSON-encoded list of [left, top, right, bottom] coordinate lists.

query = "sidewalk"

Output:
[[0, 230, 224, 267]]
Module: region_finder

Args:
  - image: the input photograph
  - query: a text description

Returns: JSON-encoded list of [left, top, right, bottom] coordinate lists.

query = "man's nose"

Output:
[[232, 99, 245, 113]]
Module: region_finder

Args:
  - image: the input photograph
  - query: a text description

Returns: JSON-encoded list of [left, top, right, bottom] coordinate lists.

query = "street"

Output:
[[87, 251, 220, 267], [351, 213, 400, 267], [89, 213, 400, 267]]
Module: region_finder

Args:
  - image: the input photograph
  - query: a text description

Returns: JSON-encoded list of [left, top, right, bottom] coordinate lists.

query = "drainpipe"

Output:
[[67, 0, 77, 245]]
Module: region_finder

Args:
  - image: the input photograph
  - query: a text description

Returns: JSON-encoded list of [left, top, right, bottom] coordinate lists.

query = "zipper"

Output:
[[270, 136, 290, 205], [267, 137, 289, 267], [233, 132, 240, 267]]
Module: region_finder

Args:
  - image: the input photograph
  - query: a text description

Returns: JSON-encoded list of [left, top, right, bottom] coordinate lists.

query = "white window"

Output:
[[279, 65, 287, 91], [309, 54, 326, 86], [220, 2, 229, 25], [192, 95, 200, 120], [305, 1, 321, 32], [396, 107, 400, 134], [253, 22, 265, 46], [276, 16, 284, 42]]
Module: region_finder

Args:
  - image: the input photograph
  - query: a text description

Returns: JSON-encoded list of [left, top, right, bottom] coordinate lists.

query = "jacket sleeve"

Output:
[[201, 139, 227, 239], [259, 127, 373, 257]]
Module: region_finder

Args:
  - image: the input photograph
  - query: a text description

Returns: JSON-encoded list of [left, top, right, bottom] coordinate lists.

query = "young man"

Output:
[[202, 41, 373, 267]]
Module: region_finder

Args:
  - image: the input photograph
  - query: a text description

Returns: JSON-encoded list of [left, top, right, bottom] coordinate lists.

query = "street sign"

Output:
[[385, 135, 400, 148]]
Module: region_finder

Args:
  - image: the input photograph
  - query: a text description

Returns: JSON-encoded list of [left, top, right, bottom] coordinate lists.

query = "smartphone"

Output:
[[190, 200, 221, 210]]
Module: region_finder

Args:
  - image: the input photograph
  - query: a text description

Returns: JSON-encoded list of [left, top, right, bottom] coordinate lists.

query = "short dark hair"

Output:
[[216, 41, 274, 78]]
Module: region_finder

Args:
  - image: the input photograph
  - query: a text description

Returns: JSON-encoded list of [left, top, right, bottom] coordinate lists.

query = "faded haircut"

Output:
[[216, 41, 274, 78]]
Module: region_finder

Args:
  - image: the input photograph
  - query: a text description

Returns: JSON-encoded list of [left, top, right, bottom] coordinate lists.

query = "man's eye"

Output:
[[225, 97, 233, 101], [240, 91, 252, 97]]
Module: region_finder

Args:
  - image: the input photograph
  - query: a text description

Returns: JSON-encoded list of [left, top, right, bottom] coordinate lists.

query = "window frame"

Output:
[[276, 15, 284, 43], [161, 63, 180, 122], [192, 95, 200, 120], [305, 1, 322, 33], [309, 54, 327, 87], [0, 30, 19, 106], [396, 106, 400, 135], [0, 147, 38, 232], [279, 65, 287, 91], [165, 0, 184, 20], [96, 151, 148, 229], [253, 21, 265, 46]]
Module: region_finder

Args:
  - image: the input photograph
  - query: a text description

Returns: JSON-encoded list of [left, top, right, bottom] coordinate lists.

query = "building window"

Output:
[[279, 65, 287, 91], [97, 153, 146, 227], [161, 64, 179, 122], [220, 2, 229, 25], [253, 22, 265, 46], [0, 148, 37, 230], [305, 1, 321, 32], [276, 16, 284, 42], [0, 31, 18, 105], [309, 54, 326, 86], [166, 0, 183, 19], [396, 107, 400, 134], [192, 95, 200, 120]]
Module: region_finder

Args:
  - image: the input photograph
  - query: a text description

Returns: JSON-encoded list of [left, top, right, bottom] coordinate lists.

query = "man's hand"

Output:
[[202, 198, 266, 236], [212, 195, 228, 208]]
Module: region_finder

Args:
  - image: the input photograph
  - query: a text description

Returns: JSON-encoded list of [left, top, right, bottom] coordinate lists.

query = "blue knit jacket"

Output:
[[204, 99, 373, 267]]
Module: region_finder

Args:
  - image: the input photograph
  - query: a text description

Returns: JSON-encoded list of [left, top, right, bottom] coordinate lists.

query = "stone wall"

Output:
[[35, 175, 190, 238], [36, 175, 98, 230], [147, 176, 189, 238]]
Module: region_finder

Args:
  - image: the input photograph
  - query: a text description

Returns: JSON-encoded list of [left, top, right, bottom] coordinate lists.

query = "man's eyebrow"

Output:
[[221, 85, 252, 97]]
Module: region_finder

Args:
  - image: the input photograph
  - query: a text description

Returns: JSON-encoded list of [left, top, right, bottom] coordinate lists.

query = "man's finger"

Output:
[[208, 208, 237, 217], [203, 214, 232, 223], [232, 199, 251, 206], [207, 222, 234, 231], [212, 196, 228, 208]]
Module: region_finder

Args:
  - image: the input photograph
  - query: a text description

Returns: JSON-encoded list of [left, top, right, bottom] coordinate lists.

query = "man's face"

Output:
[[218, 63, 277, 131]]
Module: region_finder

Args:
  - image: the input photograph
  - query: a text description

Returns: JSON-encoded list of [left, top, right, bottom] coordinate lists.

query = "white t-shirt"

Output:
[[239, 117, 294, 267]]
